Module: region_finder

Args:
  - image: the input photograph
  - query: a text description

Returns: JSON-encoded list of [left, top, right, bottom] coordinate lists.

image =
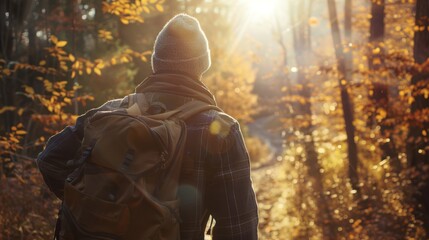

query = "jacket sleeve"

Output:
[[205, 118, 259, 240], [36, 98, 127, 199], [36, 125, 82, 199]]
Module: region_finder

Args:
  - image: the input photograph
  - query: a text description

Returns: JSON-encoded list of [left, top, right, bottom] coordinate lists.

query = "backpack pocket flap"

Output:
[[64, 182, 130, 236], [85, 115, 168, 175]]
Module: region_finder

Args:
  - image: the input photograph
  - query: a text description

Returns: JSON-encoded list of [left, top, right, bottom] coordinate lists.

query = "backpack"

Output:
[[58, 93, 220, 240]]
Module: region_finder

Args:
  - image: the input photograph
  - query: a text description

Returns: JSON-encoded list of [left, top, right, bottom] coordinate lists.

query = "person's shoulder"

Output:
[[187, 109, 242, 150], [100, 96, 129, 110], [187, 109, 238, 130]]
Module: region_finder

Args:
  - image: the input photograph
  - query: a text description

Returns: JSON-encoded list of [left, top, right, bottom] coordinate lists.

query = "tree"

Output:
[[368, 0, 400, 171], [407, 0, 429, 233], [327, 0, 360, 198]]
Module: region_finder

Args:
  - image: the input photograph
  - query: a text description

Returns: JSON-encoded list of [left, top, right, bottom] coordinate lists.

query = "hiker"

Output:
[[37, 13, 259, 240]]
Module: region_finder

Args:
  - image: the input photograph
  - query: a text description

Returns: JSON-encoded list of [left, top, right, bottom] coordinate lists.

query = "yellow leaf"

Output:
[[95, 62, 105, 69], [86, 67, 92, 74], [69, 54, 76, 62], [376, 108, 387, 122], [121, 18, 129, 24], [44, 80, 53, 92], [121, 56, 129, 63], [372, 58, 381, 65], [141, 55, 147, 62], [17, 108, 24, 116], [64, 98, 72, 104], [24, 86, 35, 95], [71, 71, 76, 78], [50, 35, 58, 44], [56, 41, 67, 47], [372, 47, 381, 54], [156, 4, 164, 12], [94, 68, 102, 76], [39, 60, 46, 66]]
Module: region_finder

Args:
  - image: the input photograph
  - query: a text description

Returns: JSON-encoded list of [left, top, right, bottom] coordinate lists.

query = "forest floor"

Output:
[[248, 115, 292, 239]]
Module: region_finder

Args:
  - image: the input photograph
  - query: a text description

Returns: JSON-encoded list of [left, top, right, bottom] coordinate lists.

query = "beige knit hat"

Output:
[[151, 14, 211, 79]]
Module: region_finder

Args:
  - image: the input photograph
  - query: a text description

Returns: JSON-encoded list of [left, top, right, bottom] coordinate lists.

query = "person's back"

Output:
[[37, 13, 258, 240], [133, 74, 259, 239]]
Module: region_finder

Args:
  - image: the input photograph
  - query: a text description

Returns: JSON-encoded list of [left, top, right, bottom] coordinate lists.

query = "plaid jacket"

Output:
[[37, 94, 259, 240], [180, 106, 259, 239]]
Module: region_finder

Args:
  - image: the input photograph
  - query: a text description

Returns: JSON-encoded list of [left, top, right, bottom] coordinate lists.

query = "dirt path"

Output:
[[247, 115, 284, 169]]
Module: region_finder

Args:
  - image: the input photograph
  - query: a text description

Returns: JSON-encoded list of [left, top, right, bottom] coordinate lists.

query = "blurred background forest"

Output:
[[0, 0, 429, 239]]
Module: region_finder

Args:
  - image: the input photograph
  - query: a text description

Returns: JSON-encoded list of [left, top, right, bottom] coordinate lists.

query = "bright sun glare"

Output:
[[246, 0, 279, 19]]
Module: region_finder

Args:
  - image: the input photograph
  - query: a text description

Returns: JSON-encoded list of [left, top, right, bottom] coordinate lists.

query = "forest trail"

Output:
[[248, 115, 284, 169]]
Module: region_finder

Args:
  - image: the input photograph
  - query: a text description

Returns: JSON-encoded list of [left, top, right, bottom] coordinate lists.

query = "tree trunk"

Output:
[[407, 0, 429, 233], [326, 0, 361, 198], [368, 0, 401, 171]]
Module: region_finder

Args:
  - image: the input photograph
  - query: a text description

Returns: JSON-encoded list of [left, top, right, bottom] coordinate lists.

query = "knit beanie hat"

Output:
[[151, 14, 211, 79]]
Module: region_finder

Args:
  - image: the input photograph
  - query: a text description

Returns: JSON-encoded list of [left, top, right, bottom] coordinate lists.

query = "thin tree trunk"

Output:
[[326, 0, 361, 198], [407, 0, 429, 233]]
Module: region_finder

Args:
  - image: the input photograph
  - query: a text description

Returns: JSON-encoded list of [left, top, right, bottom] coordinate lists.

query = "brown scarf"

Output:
[[135, 73, 217, 106]]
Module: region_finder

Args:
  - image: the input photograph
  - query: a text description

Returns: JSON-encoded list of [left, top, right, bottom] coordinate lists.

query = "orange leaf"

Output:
[[15, 130, 27, 135]]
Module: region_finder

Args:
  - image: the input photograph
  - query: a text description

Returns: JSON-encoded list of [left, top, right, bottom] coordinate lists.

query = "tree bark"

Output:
[[326, 0, 361, 198], [407, 0, 429, 233]]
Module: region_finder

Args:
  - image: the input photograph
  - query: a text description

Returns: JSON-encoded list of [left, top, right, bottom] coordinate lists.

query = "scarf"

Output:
[[135, 73, 217, 106]]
